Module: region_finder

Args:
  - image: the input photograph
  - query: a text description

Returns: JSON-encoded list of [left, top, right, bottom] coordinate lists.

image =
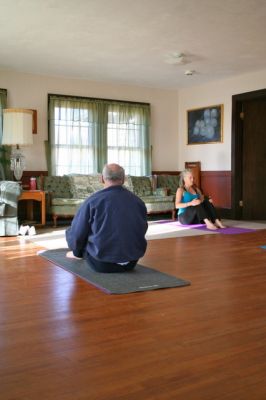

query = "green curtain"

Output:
[[0, 89, 11, 180], [48, 94, 151, 176], [0, 89, 7, 143]]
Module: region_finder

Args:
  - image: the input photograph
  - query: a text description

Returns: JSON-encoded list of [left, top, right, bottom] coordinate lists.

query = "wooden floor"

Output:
[[1, 229, 266, 400]]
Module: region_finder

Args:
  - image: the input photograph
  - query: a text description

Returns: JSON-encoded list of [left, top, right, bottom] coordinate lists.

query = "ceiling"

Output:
[[1, 0, 266, 89]]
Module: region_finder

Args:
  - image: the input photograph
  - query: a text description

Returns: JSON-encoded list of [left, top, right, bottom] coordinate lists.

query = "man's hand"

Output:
[[66, 251, 82, 259]]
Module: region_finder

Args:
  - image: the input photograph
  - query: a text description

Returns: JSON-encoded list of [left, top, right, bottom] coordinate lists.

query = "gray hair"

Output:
[[102, 163, 125, 182], [179, 168, 193, 189]]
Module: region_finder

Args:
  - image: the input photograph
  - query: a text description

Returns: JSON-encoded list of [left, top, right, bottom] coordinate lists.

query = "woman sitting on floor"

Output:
[[175, 169, 225, 230]]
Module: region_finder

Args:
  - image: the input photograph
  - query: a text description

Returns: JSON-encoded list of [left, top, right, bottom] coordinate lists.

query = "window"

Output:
[[48, 94, 151, 176], [52, 104, 97, 175], [107, 103, 150, 175]]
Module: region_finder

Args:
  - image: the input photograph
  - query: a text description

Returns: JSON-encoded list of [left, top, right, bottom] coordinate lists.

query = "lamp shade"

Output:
[[2, 108, 33, 146]]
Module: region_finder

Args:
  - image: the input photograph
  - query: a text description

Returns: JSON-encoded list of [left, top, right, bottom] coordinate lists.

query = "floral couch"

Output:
[[39, 174, 177, 226], [126, 175, 175, 215], [155, 174, 180, 197]]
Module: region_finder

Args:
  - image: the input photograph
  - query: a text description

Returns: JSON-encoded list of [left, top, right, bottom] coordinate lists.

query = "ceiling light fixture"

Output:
[[184, 70, 195, 76], [165, 52, 185, 65]]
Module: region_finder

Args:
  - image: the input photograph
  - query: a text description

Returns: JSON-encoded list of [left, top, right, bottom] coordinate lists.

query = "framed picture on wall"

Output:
[[187, 104, 223, 144]]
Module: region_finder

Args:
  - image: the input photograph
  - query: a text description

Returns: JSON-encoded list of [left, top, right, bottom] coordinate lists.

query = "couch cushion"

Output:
[[42, 176, 72, 198], [140, 195, 174, 203], [87, 174, 104, 192], [144, 200, 174, 213], [68, 174, 103, 198], [156, 174, 180, 196], [49, 198, 86, 218], [129, 176, 153, 196], [51, 198, 85, 206]]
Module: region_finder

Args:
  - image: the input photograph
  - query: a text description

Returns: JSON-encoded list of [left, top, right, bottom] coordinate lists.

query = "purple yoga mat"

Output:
[[194, 226, 256, 234], [150, 220, 256, 235], [155, 220, 205, 229]]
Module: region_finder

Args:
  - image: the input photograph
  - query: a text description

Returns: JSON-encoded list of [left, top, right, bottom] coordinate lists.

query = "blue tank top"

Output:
[[178, 190, 199, 215]]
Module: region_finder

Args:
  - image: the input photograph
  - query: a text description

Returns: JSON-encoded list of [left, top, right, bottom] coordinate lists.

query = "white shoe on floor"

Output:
[[28, 226, 36, 236], [18, 225, 30, 236]]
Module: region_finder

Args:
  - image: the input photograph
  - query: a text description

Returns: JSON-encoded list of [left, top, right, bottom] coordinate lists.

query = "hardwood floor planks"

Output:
[[0, 230, 266, 399]]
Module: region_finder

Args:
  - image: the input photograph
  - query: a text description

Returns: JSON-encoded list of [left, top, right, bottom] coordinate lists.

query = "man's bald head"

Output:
[[102, 164, 125, 186]]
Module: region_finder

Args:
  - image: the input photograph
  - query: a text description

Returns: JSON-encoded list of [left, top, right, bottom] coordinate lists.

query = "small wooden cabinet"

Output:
[[18, 190, 46, 226]]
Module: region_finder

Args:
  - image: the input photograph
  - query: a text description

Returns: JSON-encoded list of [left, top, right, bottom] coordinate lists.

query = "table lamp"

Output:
[[2, 108, 33, 181]]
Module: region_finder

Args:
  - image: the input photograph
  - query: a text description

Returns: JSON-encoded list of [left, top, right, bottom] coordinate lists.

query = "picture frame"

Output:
[[31, 109, 37, 134], [187, 104, 223, 145]]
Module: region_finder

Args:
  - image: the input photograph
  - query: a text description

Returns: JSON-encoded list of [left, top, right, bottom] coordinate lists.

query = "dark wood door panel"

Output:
[[243, 99, 266, 219]]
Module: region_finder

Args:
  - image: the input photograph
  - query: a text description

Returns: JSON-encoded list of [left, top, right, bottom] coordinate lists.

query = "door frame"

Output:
[[231, 88, 266, 219]]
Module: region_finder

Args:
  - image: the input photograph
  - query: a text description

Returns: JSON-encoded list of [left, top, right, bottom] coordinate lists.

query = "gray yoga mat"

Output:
[[39, 248, 190, 294]]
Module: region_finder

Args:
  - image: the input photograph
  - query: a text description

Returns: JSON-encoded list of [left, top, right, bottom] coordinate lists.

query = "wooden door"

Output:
[[242, 98, 266, 219]]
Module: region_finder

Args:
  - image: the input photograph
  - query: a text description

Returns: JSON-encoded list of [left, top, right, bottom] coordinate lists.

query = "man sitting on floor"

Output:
[[66, 163, 148, 273]]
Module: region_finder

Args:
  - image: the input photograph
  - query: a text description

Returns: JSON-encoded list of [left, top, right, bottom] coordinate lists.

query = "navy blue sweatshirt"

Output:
[[66, 185, 148, 263]]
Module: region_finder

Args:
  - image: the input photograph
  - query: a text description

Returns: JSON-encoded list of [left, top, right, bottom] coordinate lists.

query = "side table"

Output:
[[18, 190, 46, 226]]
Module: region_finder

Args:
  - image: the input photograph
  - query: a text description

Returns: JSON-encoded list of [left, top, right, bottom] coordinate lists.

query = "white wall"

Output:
[[2, 68, 266, 174], [178, 68, 266, 171], [0, 69, 179, 172]]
